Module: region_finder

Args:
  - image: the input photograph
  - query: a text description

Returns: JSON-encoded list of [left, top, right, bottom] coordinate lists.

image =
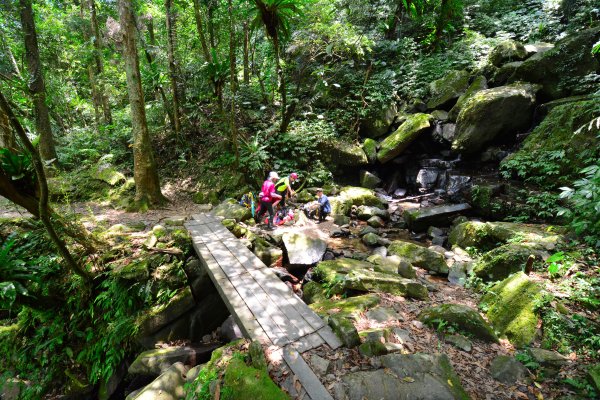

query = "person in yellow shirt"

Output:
[[273, 172, 298, 210]]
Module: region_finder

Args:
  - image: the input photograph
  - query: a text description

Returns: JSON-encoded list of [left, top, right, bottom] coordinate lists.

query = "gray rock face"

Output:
[[488, 40, 528, 67], [427, 70, 471, 110], [360, 103, 398, 138], [329, 314, 361, 348], [212, 199, 252, 222], [404, 203, 472, 232], [282, 232, 327, 266], [490, 355, 528, 384], [357, 205, 389, 221], [367, 216, 385, 228], [319, 139, 369, 167], [253, 239, 283, 267], [419, 303, 498, 342], [129, 348, 196, 376], [360, 170, 382, 189], [445, 334, 472, 352], [220, 315, 243, 342], [366, 307, 402, 323], [342, 353, 469, 400], [137, 288, 196, 339], [131, 362, 186, 400], [388, 241, 449, 274], [452, 83, 539, 154], [310, 354, 331, 376]]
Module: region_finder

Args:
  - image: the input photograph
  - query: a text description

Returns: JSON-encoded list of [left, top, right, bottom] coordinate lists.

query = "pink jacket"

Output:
[[260, 180, 276, 202]]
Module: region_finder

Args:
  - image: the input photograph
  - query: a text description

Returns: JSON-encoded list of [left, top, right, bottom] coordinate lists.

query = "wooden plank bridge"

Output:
[[185, 213, 341, 400]]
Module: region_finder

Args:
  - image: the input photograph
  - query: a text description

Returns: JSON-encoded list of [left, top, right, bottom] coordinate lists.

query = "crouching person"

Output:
[[316, 188, 331, 223]]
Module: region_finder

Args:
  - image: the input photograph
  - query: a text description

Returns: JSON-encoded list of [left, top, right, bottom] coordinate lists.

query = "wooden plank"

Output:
[[187, 223, 221, 244], [282, 347, 333, 400], [229, 273, 291, 347], [316, 326, 343, 350], [248, 269, 317, 338], [250, 268, 325, 331], [192, 213, 211, 224], [289, 332, 325, 354], [202, 233, 247, 279], [192, 240, 268, 343]]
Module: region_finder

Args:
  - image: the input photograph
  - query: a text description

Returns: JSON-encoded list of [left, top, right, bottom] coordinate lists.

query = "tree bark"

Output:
[[165, 0, 182, 134], [192, 0, 212, 62], [118, 0, 166, 209], [273, 34, 288, 132], [19, 0, 57, 162], [0, 104, 16, 150], [228, 0, 239, 168], [243, 20, 250, 84], [88, 0, 112, 124]]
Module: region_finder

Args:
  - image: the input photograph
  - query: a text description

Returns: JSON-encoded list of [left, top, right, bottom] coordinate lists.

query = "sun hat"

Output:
[[269, 171, 280, 180]]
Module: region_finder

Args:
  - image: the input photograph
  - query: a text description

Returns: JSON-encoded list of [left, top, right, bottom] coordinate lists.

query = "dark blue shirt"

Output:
[[318, 194, 331, 214]]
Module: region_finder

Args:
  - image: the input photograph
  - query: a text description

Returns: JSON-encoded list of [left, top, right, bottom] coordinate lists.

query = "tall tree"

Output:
[[228, 0, 240, 168], [88, 0, 112, 125], [165, 0, 182, 134], [192, 0, 212, 62], [118, 0, 166, 209], [19, 0, 57, 162], [0, 105, 16, 150]]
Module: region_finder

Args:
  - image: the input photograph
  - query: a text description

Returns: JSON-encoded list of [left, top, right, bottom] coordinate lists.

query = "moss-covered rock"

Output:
[[319, 139, 368, 167], [362, 138, 378, 164], [193, 189, 220, 205], [329, 314, 361, 348], [510, 26, 600, 100], [377, 113, 433, 163], [403, 203, 471, 232], [480, 272, 543, 348], [472, 243, 547, 282], [93, 155, 126, 186], [359, 170, 382, 189], [448, 76, 488, 121], [452, 83, 539, 154], [302, 281, 328, 304], [359, 103, 398, 138], [388, 241, 449, 274], [253, 238, 283, 267], [427, 70, 471, 110], [488, 40, 528, 67], [112, 259, 149, 281], [501, 99, 600, 186], [330, 186, 386, 216], [309, 294, 380, 319], [359, 341, 388, 357], [342, 270, 429, 299], [419, 304, 498, 342], [212, 199, 252, 222]]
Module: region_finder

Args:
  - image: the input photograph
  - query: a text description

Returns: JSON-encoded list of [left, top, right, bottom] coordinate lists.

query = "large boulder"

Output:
[[362, 138, 378, 163], [501, 99, 600, 186], [136, 288, 195, 340], [472, 243, 548, 282], [253, 238, 282, 267], [489, 356, 528, 384], [330, 186, 386, 216], [212, 199, 252, 222], [452, 83, 539, 154], [359, 103, 398, 138], [129, 348, 197, 376], [488, 40, 528, 67], [93, 154, 126, 186], [359, 170, 382, 189], [377, 113, 433, 163], [510, 26, 600, 100], [357, 205, 389, 220], [448, 76, 488, 121], [342, 353, 470, 400], [329, 314, 361, 348], [419, 304, 498, 342], [427, 70, 471, 110], [319, 139, 368, 167], [131, 362, 186, 400], [310, 293, 380, 319], [342, 270, 429, 299], [480, 272, 543, 348], [404, 203, 471, 232], [388, 241, 449, 274], [282, 232, 327, 266]]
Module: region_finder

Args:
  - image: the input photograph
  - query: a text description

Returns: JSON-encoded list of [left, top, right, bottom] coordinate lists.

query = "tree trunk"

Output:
[[207, 0, 216, 49], [385, 0, 404, 40], [243, 21, 250, 84], [192, 0, 212, 62], [165, 0, 182, 134], [228, 0, 239, 168], [88, 0, 112, 124], [118, 0, 166, 209], [0, 104, 16, 150], [273, 34, 287, 132], [19, 0, 57, 162]]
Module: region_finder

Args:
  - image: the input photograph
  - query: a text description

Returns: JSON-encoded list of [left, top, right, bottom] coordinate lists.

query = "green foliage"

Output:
[[540, 308, 600, 357], [545, 251, 573, 278], [562, 376, 598, 398], [501, 150, 565, 187], [515, 351, 540, 370]]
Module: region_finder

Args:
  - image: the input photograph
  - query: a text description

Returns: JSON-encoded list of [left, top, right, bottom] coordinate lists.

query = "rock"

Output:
[[491, 61, 524, 85], [131, 362, 186, 400], [362, 138, 378, 164], [359, 102, 398, 138], [448, 76, 488, 121], [448, 262, 468, 286], [527, 348, 567, 367], [282, 232, 327, 266], [367, 216, 385, 228], [452, 83, 539, 154], [164, 216, 186, 226], [427, 70, 471, 110], [419, 304, 498, 342], [212, 199, 252, 222], [342, 269, 429, 299], [359, 341, 388, 357], [302, 281, 328, 304], [587, 364, 600, 392], [193, 190, 219, 205], [357, 205, 389, 220], [310, 354, 331, 376], [128, 348, 197, 376], [489, 40, 528, 67], [342, 353, 469, 400], [329, 314, 361, 348], [524, 42, 554, 56], [253, 238, 283, 267], [360, 170, 382, 189], [501, 99, 600, 186], [366, 307, 402, 323], [295, 190, 314, 203], [372, 246, 387, 257], [137, 288, 195, 339], [220, 315, 244, 342], [0, 378, 29, 400], [377, 113, 433, 163], [93, 154, 126, 186], [490, 356, 528, 384], [330, 186, 386, 216], [358, 226, 378, 237], [445, 334, 472, 352], [320, 139, 368, 167], [388, 241, 449, 274], [310, 293, 380, 319], [112, 259, 149, 281], [480, 272, 543, 348], [431, 110, 449, 121], [333, 214, 350, 226], [472, 243, 548, 282], [396, 257, 417, 279], [448, 221, 563, 251], [510, 26, 600, 100], [362, 232, 381, 246], [404, 203, 472, 232]]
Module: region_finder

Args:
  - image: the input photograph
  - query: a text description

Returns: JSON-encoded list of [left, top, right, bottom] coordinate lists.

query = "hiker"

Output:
[[256, 171, 282, 230], [274, 172, 298, 210], [316, 188, 331, 223]]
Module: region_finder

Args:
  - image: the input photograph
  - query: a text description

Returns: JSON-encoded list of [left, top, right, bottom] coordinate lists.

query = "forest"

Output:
[[0, 0, 599, 398]]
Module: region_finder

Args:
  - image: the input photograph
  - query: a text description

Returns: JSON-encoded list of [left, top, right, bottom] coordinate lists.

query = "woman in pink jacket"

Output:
[[256, 171, 282, 230]]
